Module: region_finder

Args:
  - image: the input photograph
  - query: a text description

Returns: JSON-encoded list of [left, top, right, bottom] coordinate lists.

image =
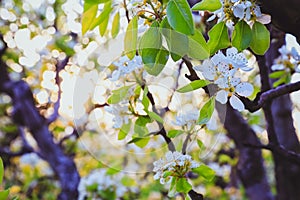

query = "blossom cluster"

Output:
[[78, 169, 135, 200], [153, 151, 200, 184], [194, 47, 254, 111], [209, 0, 262, 25], [110, 55, 143, 81], [104, 100, 131, 128], [272, 45, 300, 73]]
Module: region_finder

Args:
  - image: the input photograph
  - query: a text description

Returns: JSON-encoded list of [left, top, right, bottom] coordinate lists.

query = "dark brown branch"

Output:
[[141, 84, 176, 152], [47, 57, 69, 124], [240, 81, 300, 112], [0, 60, 80, 200], [244, 143, 300, 165], [182, 133, 191, 155], [188, 189, 203, 200]]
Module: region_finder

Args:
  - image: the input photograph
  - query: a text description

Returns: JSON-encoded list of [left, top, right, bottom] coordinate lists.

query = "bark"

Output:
[[217, 103, 274, 200], [263, 27, 300, 200], [0, 59, 80, 199], [183, 57, 274, 200], [258, 0, 300, 41]]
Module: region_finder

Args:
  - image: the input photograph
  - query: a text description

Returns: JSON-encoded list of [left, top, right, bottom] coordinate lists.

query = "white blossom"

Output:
[[208, 0, 262, 24], [110, 55, 143, 81], [104, 101, 130, 128], [153, 151, 200, 184], [174, 110, 199, 129], [78, 169, 132, 200], [271, 45, 300, 73], [194, 47, 254, 111]]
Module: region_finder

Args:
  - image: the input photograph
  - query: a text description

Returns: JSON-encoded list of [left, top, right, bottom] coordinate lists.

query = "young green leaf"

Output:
[[167, 130, 184, 138], [99, 14, 110, 36], [142, 86, 150, 111], [139, 22, 169, 76], [111, 12, 120, 38], [81, 3, 98, 35], [148, 111, 164, 124], [107, 85, 133, 104], [85, 0, 110, 4], [128, 137, 150, 148], [207, 22, 230, 55], [197, 97, 215, 125], [177, 80, 210, 93], [269, 70, 286, 79], [134, 116, 151, 137], [89, 1, 113, 31], [196, 139, 206, 151], [187, 29, 210, 60], [118, 121, 131, 140], [232, 20, 252, 52], [124, 15, 138, 59], [192, 164, 215, 181], [168, 177, 177, 197], [192, 0, 222, 12], [250, 21, 270, 55], [166, 0, 195, 35], [0, 189, 9, 200], [160, 18, 189, 61], [176, 178, 192, 193], [0, 157, 3, 184]]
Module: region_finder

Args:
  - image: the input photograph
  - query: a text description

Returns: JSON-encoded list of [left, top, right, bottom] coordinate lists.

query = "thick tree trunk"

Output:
[[217, 104, 274, 200], [0, 59, 80, 200], [263, 27, 300, 200]]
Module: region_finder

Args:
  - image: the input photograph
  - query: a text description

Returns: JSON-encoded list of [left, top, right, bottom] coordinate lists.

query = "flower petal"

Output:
[[229, 95, 245, 111], [236, 82, 254, 97], [216, 90, 228, 104]]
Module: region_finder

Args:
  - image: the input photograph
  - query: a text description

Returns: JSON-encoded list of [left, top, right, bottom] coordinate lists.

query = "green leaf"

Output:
[[176, 178, 192, 194], [167, 130, 184, 138], [107, 85, 133, 104], [269, 70, 286, 79], [134, 116, 151, 137], [85, 0, 110, 4], [160, 18, 189, 61], [128, 137, 150, 148], [232, 20, 252, 52], [111, 12, 120, 38], [177, 80, 210, 93], [139, 22, 169, 76], [250, 21, 270, 55], [196, 139, 206, 151], [99, 16, 109, 36], [124, 15, 138, 59], [0, 157, 3, 184], [118, 121, 131, 140], [121, 176, 136, 186], [273, 75, 287, 87], [197, 97, 215, 125], [192, 164, 215, 181], [89, 1, 113, 31], [82, 3, 98, 35], [168, 177, 177, 197], [192, 0, 222, 12], [166, 0, 195, 35], [207, 22, 230, 55], [187, 29, 210, 60], [142, 86, 150, 111], [0, 189, 9, 200], [148, 111, 164, 124]]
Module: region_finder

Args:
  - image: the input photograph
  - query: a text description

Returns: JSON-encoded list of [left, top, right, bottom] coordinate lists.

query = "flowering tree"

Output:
[[0, 0, 300, 199]]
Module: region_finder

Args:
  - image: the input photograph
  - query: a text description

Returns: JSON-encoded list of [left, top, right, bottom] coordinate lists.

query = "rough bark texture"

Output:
[[263, 27, 300, 200], [258, 0, 300, 41], [217, 103, 274, 200], [0, 59, 80, 200]]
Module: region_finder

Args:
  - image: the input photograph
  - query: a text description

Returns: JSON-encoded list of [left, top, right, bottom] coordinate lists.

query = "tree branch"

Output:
[[240, 81, 300, 112]]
